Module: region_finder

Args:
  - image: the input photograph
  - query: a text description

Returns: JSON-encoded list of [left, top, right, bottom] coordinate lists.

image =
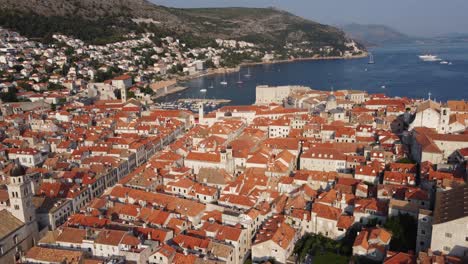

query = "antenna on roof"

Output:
[[428, 92, 432, 101]]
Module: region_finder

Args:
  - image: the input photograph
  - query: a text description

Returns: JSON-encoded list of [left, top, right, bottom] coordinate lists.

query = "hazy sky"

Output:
[[151, 0, 468, 37]]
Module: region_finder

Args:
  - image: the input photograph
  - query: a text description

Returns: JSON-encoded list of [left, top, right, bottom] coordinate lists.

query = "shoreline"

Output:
[[175, 67, 240, 82], [152, 86, 188, 100], [153, 52, 369, 101], [241, 52, 369, 67], [177, 52, 369, 82]]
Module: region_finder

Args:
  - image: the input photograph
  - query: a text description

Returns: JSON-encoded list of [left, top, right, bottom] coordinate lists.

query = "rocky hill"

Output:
[[0, 0, 359, 51], [341, 23, 410, 46]]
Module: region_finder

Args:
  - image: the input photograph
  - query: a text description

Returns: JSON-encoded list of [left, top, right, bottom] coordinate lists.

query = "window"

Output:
[[443, 246, 451, 252], [445, 233, 452, 238]]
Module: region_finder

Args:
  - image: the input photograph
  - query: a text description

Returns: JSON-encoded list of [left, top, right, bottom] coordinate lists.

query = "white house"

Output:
[[300, 148, 347, 172]]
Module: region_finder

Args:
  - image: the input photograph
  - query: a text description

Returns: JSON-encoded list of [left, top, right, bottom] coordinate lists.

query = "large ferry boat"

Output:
[[419, 54, 441, 62]]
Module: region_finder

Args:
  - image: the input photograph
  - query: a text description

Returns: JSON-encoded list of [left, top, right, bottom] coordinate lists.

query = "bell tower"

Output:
[[7, 160, 36, 224], [120, 86, 127, 103], [439, 104, 451, 133], [199, 103, 204, 124]]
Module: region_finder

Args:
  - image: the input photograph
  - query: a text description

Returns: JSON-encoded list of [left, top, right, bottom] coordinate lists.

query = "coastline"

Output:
[[176, 67, 240, 82], [177, 52, 369, 82], [152, 86, 188, 100], [241, 52, 369, 67], [153, 52, 369, 100]]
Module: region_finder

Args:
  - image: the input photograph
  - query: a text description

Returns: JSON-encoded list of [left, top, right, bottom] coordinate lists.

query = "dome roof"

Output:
[[326, 94, 337, 102], [10, 161, 26, 177]]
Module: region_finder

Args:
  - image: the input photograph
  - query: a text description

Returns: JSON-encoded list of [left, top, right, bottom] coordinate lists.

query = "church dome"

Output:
[[326, 94, 337, 102]]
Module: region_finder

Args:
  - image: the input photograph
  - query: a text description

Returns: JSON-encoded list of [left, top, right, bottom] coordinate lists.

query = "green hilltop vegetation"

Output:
[[0, 0, 361, 52]]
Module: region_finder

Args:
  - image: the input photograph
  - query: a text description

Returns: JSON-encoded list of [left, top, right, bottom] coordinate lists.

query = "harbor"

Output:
[[177, 98, 231, 104], [153, 98, 231, 112]]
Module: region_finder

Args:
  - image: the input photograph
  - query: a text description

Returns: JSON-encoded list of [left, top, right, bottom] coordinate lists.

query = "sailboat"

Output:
[[236, 72, 243, 84], [244, 68, 251, 77], [220, 73, 228, 85], [209, 81, 214, 89], [368, 53, 375, 64]]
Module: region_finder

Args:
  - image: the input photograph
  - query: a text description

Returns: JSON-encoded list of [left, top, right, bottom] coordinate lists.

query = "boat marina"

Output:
[[153, 98, 231, 112]]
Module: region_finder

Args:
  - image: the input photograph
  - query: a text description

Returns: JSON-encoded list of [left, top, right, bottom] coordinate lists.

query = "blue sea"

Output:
[[160, 42, 468, 105]]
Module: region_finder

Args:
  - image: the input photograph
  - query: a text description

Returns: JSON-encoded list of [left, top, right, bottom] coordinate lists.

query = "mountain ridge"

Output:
[[0, 0, 361, 53], [341, 23, 410, 46]]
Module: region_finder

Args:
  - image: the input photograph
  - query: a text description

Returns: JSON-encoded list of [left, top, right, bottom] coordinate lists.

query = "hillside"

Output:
[[0, 0, 359, 52], [341, 23, 410, 46]]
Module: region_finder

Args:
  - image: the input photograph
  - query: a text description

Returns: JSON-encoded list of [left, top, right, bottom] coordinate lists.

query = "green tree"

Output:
[[294, 233, 350, 263], [13, 65, 24, 72], [314, 252, 348, 264], [204, 59, 216, 69], [61, 64, 70, 76], [141, 87, 154, 95], [48, 83, 65, 91], [17, 81, 33, 91], [0, 86, 19, 102], [396, 157, 416, 164], [65, 46, 75, 56], [384, 214, 417, 252], [127, 90, 135, 99]]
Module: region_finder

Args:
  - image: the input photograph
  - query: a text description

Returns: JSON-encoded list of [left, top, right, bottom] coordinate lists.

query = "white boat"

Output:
[[220, 74, 228, 85], [236, 72, 243, 84], [440, 61, 449, 65], [368, 52, 375, 64], [419, 54, 441, 62], [209, 82, 214, 88], [200, 89, 207, 93], [381, 85, 386, 89], [244, 68, 251, 77]]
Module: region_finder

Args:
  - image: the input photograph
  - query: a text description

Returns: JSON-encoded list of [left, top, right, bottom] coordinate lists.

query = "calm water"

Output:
[[160, 42, 468, 105]]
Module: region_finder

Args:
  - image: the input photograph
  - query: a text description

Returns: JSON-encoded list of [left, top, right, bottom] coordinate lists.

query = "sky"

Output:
[[151, 0, 468, 37]]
